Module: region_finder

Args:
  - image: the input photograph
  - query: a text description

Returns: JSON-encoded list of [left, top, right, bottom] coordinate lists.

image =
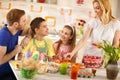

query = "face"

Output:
[[60, 27, 72, 43], [17, 14, 27, 30], [36, 21, 48, 36], [93, 2, 102, 17]]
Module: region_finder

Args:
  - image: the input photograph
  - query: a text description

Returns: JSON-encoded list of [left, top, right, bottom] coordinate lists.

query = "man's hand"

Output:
[[14, 45, 22, 54]]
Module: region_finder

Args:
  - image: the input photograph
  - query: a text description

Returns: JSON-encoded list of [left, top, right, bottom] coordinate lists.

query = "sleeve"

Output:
[[85, 18, 96, 29], [0, 32, 9, 46], [115, 20, 120, 30], [53, 42, 58, 54], [18, 30, 22, 35], [46, 38, 55, 58]]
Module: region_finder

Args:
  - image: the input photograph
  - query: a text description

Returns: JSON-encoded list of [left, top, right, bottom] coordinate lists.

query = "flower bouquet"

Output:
[[102, 40, 120, 67], [102, 40, 120, 79]]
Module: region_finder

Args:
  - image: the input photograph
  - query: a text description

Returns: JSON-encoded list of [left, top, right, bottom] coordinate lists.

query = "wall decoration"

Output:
[[75, 18, 86, 37], [30, 5, 42, 12], [45, 16, 56, 27], [0, 0, 92, 37], [0, 2, 11, 10], [60, 8, 72, 16], [77, 0, 84, 5]]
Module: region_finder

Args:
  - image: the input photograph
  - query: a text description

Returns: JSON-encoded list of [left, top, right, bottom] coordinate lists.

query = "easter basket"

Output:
[[20, 57, 38, 79], [20, 68, 37, 79]]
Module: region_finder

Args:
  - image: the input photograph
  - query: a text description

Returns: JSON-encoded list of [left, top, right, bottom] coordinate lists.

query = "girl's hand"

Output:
[[56, 53, 62, 60], [20, 36, 31, 48], [65, 53, 73, 60]]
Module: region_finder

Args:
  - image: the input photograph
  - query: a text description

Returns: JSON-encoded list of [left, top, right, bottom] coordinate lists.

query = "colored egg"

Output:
[[25, 51, 31, 58]]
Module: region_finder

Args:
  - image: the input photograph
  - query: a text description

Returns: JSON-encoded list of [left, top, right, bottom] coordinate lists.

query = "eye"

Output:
[[94, 6, 100, 10], [23, 19, 26, 22], [78, 23, 81, 26], [41, 25, 47, 28], [96, 7, 100, 9]]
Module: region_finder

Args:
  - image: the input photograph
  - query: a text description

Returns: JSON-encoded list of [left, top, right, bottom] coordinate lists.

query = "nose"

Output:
[[46, 26, 48, 30], [94, 9, 97, 14]]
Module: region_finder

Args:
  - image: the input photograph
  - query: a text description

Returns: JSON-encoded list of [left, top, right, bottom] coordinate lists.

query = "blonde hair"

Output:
[[93, 0, 116, 25]]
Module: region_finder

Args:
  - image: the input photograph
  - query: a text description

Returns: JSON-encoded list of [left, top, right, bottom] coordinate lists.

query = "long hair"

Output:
[[55, 25, 76, 53], [92, 0, 116, 25], [30, 17, 45, 38]]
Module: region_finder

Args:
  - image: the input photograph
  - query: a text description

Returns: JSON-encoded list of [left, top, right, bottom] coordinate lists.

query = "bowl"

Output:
[[20, 68, 37, 79]]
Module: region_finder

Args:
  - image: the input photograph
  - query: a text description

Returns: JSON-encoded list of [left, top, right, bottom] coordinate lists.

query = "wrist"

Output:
[[25, 35, 31, 38], [71, 52, 74, 56]]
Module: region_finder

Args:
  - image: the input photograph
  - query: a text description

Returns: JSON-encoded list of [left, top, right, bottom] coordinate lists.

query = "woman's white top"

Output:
[[84, 18, 120, 56]]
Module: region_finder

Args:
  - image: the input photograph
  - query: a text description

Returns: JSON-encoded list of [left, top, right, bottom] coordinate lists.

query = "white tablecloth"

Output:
[[9, 61, 120, 80]]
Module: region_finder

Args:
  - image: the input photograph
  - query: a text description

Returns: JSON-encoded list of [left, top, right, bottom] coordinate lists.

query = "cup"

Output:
[[60, 63, 68, 75], [70, 64, 79, 80]]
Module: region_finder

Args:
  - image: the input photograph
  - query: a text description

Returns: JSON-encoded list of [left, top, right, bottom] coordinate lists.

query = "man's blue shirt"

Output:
[[0, 24, 22, 75]]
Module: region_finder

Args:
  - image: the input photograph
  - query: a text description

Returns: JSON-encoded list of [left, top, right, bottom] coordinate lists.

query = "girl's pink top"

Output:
[[53, 43, 72, 60]]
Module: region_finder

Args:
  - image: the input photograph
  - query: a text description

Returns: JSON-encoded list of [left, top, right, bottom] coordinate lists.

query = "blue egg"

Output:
[[25, 51, 31, 58]]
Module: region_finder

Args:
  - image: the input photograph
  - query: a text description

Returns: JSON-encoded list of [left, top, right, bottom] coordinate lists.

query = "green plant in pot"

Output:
[[102, 40, 120, 79]]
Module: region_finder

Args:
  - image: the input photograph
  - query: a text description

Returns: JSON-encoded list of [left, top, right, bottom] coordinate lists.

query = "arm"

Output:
[[20, 36, 31, 47], [70, 26, 92, 57], [53, 43, 58, 55], [46, 38, 55, 58], [112, 30, 120, 47], [0, 45, 22, 65], [20, 28, 32, 47]]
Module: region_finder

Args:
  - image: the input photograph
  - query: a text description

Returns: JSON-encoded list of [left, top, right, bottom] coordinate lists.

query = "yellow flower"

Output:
[[118, 53, 120, 58]]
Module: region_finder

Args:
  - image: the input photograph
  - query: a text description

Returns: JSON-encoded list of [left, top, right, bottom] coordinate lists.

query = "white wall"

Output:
[[116, 0, 120, 19], [110, 0, 119, 19]]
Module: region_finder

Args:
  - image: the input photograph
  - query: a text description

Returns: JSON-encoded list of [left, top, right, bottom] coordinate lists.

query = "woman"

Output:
[[67, 0, 120, 75], [53, 25, 76, 62], [22, 17, 55, 60]]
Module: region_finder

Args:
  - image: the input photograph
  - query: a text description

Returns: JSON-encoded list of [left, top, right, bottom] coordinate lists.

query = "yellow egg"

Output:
[[118, 53, 120, 58], [31, 46, 37, 53]]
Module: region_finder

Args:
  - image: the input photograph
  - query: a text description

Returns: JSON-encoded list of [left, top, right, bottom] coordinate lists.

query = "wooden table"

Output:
[[9, 60, 120, 80]]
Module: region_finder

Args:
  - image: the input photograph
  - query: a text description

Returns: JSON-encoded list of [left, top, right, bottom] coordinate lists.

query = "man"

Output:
[[0, 9, 29, 79]]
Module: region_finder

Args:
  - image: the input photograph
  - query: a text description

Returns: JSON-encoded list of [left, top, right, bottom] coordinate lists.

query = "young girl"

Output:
[[22, 17, 55, 61], [53, 25, 76, 62]]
